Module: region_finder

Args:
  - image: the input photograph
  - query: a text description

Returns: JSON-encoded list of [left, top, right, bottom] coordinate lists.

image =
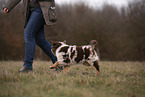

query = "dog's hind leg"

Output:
[[83, 61, 91, 66], [93, 60, 100, 76], [83, 61, 99, 76]]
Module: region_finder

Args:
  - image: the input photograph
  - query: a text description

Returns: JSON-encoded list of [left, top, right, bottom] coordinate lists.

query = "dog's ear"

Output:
[[63, 40, 66, 43], [51, 41, 54, 45]]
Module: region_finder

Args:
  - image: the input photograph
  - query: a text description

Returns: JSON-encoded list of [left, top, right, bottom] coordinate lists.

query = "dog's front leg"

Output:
[[63, 65, 70, 74]]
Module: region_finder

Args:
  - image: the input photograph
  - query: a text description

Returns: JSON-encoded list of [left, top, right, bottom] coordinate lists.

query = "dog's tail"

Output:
[[90, 40, 97, 52], [89, 40, 99, 56]]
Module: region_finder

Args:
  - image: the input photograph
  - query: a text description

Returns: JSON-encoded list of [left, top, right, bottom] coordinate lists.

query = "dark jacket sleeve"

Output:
[[5, 0, 21, 13]]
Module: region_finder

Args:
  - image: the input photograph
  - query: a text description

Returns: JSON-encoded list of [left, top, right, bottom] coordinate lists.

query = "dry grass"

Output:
[[0, 61, 145, 97]]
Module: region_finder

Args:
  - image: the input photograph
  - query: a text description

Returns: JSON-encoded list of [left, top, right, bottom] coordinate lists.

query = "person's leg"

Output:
[[35, 27, 63, 71], [23, 7, 44, 70], [35, 26, 58, 64]]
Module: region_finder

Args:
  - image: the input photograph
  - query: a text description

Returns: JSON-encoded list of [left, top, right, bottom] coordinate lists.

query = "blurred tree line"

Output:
[[0, 0, 145, 61]]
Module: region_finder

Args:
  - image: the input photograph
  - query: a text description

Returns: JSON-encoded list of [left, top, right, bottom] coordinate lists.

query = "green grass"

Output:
[[0, 61, 145, 97]]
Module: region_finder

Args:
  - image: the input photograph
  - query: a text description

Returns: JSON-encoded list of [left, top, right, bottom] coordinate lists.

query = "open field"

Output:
[[0, 61, 145, 97]]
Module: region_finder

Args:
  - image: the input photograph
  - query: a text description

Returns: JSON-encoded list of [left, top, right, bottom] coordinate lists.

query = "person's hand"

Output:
[[4, 8, 9, 14]]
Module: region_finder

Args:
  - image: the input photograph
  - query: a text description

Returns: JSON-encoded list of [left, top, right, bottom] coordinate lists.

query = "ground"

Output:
[[0, 61, 145, 97]]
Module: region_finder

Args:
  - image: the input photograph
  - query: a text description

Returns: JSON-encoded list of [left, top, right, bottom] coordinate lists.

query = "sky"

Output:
[[55, 0, 134, 9], [0, 0, 134, 12]]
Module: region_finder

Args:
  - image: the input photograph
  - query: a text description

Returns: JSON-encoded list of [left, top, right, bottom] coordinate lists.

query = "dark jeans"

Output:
[[23, 7, 57, 69]]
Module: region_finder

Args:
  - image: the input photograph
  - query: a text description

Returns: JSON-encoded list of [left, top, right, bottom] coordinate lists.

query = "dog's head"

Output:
[[51, 40, 67, 54]]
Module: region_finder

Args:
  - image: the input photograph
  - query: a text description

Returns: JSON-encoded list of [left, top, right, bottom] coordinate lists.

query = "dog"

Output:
[[50, 40, 100, 75]]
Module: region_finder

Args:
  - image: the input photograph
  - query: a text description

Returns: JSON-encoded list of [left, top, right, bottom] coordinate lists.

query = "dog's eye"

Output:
[[53, 44, 58, 48]]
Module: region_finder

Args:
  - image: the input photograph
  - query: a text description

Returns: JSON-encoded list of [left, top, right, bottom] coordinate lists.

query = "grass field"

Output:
[[0, 61, 145, 97]]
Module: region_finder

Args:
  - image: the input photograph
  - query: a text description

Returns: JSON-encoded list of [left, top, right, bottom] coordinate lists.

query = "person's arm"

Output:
[[4, 8, 9, 14], [4, 0, 21, 14]]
